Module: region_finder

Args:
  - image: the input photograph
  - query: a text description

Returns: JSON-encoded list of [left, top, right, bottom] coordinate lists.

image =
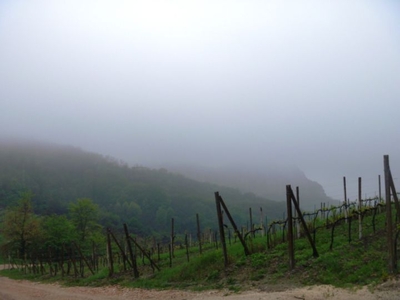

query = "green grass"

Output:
[[0, 209, 396, 291]]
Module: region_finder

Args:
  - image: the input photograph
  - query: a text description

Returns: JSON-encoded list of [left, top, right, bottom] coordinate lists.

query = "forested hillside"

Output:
[[0, 139, 286, 237]]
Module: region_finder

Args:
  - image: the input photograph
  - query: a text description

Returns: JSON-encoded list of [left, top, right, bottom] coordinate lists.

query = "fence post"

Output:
[[343, 177, 348, 223], [389, 172, 400, 222], [286, 185, 295, 270], [168, 244, 172, 268], [296, 187, 300, 238], [289, 186, 319, 258], [108, 229, 131, 270], [249, 208, 254, 238], [171, 218, 175, 258], [384, 155, 395, 274], [72, 242, 95, 275], [215, 192, 228, 267], [217, 193, 250, 255], [106, 232, 113, 277], [196, 213, 202, 254], [61, 244, 65, 277], [123, 223, 139, 278], [185, 234, 189, 262], [260, 207, 264, 237], [129, 236, 160, 272], [358, 177, 362, 239]]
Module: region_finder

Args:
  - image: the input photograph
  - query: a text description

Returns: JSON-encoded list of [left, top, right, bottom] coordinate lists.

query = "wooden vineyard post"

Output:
[[389, 171, 400, 222], [61, 243, 65, 277], [215, 192, 228, 267], [358, 177, 362, 239], [216, 192, 250, 256], [288, 185, 319, 258], [388, 157, 400, 272], [260, 207, 264, 237], [249, 207, 254, 238], [107, 232, 113, 277], [108, 229, 131, 270], [171, 218, 175, 258], [185, 234, 189, 262], [73, 242, 95, 275], [92, 242, 98, 272], [48, 247, 53, 276], [69, 245, 79, 278], [129, 236, 160, 272], [168, 244, 172, 268], [384, 155, 395, 274], [196, 213, 202, 254], [344, 176, 348, 223], [296, 186, 300, 238], [286, 185, 295, 270], [123, 223, 139, 278]]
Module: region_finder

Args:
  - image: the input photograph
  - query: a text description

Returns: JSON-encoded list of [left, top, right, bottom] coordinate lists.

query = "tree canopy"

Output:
[[1, 192, 42, 257]]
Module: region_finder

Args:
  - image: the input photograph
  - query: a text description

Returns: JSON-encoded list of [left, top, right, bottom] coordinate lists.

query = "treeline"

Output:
[[1, 193, 102, 258], [0, 139, 286, 237]]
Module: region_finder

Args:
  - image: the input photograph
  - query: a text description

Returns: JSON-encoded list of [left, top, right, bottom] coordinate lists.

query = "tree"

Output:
[[42, 215, 76, 250], [1, 192, 42, 257], [68, 198, 100, 244]]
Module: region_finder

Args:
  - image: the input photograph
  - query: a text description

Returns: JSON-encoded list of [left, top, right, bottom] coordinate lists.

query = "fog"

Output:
[[1, 0, 400, 200]]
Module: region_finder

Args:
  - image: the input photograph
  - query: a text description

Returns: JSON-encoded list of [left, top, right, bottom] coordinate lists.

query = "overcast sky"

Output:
[[1, 0, 399, 200]]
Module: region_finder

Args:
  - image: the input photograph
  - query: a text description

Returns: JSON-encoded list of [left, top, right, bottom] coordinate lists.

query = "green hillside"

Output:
[[0, 139, 286, 237]]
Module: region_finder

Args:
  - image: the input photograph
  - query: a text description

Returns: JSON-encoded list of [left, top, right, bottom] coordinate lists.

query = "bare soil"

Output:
[[1, 275, 400, 300]]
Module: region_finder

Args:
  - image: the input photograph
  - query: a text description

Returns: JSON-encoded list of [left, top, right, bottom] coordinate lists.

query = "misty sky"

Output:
[[1, 0, 400, 200]]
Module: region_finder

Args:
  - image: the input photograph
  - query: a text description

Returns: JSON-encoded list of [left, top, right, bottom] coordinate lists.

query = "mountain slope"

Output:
[[0, 139, 286, 237], [162, 162, 338, 211]]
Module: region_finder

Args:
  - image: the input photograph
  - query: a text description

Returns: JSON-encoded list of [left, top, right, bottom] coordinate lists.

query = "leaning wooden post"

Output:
[[384, 155, 395, 274], [72, 242, 95, 275], [358, 177, 362, 239], [107, 231, 114, 277], [215, 192, 228, 267], [286, 185, 295, 270], [108, 229, 132, 270], [129, 236, 160, 272], [196, 213, 202, 254], [217, 193, 250, 255], [289, 186, 319, 258], [123, 223, 139, 278]]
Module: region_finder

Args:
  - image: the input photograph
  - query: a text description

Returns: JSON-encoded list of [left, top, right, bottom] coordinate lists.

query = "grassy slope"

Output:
[[0, 208, 396, 291]]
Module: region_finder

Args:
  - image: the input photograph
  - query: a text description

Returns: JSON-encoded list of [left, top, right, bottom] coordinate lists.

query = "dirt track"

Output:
[[1, 275, 400, 300]]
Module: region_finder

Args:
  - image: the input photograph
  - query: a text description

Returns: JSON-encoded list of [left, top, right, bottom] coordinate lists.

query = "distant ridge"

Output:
[[162, 162, 339, 211], [0, 138, 287, 236]]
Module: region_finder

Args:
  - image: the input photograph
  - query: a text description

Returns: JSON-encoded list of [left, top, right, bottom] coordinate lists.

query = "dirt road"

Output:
[[1, 275, 399, 300]]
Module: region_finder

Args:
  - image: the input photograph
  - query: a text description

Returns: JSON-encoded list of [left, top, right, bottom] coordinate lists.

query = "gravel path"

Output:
[[1, 276, 399, 300], [1, 263, 399, 300]]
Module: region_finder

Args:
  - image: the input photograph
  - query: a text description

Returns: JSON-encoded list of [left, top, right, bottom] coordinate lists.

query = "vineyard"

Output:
[[1, 155, 399, 289]]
